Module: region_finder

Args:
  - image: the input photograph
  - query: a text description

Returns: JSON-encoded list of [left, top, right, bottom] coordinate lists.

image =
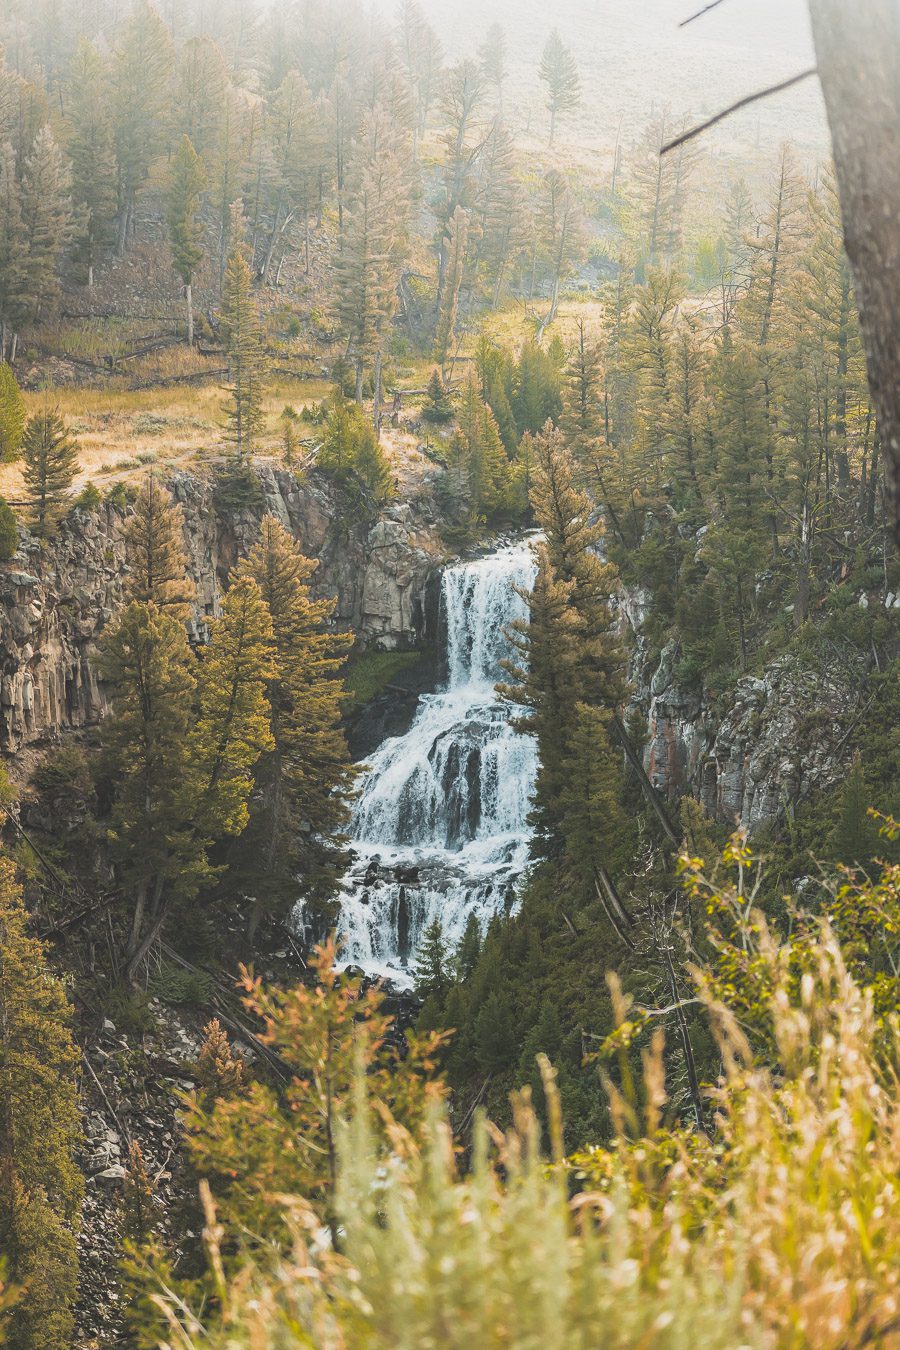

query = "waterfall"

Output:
[[335, 538, 538, 985]]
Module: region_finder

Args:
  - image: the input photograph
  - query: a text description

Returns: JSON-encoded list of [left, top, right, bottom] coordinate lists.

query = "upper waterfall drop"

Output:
[[336, 537, 539, 985]]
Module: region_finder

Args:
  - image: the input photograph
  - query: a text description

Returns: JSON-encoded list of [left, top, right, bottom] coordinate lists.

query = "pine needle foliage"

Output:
[[189, 576, 275, 840], [122, 475, 196, 619], [20, 410, 79, 539], [195, 1019, 246, 1101], [0, 498, 17, 560], [232, 516, 355, 937], [0, 855, 82, 1350], [221, 235, 265, 460], [538, 29, 581, 145], [181, 941, 448, 1259], [122, 1141, 157, 1244], [0, 362, 24, 463]]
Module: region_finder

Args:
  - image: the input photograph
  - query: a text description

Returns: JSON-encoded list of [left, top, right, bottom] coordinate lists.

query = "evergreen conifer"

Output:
[[122, 475, 196, 619], [21, 409, 79, 539], [0, 856, 82, 1350], [0, 361, 25, 463]]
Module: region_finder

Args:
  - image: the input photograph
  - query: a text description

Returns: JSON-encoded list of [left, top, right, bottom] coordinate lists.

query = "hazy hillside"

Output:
[[419, 0, 828, 177]]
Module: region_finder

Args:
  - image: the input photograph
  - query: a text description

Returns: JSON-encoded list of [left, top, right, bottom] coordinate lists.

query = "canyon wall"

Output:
[[0, 467, 443, 756]]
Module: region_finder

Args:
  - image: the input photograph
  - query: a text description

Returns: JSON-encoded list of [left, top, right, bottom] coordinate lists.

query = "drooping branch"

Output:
[[660, 67, 818, 155], [679, 0, 731, 27]]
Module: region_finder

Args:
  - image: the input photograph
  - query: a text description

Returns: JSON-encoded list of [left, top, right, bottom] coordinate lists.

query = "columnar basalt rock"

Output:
[[0, 468, 444, 756]]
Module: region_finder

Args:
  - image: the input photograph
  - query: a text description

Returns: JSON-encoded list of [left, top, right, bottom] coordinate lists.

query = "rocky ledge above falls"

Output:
[[0, 466, 445, 756], [633, 637, 867, 834]]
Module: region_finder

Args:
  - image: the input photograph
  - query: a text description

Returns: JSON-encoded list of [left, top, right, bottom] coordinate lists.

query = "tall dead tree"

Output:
[[806, 0, 900, 546]]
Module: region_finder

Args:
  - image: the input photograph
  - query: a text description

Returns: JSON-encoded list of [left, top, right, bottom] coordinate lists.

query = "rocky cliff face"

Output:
[[628, 623, 866, 834], [0, 467, 444, 756]]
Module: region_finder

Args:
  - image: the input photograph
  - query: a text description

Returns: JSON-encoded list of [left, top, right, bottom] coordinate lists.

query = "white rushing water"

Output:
[[336, 538, 539, 985]]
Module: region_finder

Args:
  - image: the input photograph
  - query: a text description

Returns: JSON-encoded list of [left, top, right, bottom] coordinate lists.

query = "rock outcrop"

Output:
[[0, 467, 444, 755], [634, 637, 866, 833]]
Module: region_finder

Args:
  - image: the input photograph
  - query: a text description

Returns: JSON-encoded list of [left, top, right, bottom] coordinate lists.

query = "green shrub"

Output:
[[0, 496, 18, 559], [74, 482, 103, 512], [148, 961, 214, 1007]]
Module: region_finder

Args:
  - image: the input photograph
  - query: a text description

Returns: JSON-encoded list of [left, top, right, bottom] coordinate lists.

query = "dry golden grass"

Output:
[[0, 376, 332, 498]]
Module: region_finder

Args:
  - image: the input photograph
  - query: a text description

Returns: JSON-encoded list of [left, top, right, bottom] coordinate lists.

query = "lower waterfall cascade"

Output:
[[334, 537, 539, 985]]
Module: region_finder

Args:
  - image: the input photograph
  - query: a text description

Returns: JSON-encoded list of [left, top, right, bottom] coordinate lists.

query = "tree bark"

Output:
[[807, 0, 900, 545]]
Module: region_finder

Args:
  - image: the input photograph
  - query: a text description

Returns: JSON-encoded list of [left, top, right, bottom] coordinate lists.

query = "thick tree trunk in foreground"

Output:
[[807, 0, 900, 546]]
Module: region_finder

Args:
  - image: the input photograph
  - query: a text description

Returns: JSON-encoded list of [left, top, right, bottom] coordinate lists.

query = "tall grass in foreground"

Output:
[[154, 860, 900, 1349]]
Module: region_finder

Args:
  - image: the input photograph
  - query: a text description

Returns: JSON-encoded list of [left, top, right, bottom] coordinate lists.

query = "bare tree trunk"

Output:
[[373, 348, 383, 436], [808, 0, 900, 546], [186, 282, 194, 347]]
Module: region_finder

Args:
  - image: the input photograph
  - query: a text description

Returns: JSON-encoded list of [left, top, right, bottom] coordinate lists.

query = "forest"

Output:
[[0, 0, 898, 1345]]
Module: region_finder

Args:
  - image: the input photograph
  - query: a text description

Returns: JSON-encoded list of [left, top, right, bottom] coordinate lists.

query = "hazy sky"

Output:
[[415, 0, 827, 164]]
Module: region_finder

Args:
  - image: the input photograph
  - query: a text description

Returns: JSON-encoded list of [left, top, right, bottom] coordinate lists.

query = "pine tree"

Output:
[[280, 408, 300, 467], [455, 912, 481, 980], [538, 30, 581, 145], [557, 703, 633, 889], [536, 168, 581, 334], [334, 100, 412, 404], [167, 136, 206, 347], [560, 320, 605, 458], [98, 602, 205, 975], [475, 989, 516, 1071], [704, 337, 770, 670], [233, 516, 355, 940], [172, 35, 230, 167], [21, 409, 79, 539], [111, 0, 174, 253], [20, 126, 73, 321], [0, 143, 28, 360], [472, 118, 523, 309], [396, 0, 444, 144], [122, 1141, 156, 1243], [454, 373, 509, 523], [67, 40, 117, 287], [629, 115, 698, 271], [433, 204, 469, 377], [416, 918, 449, 1000], [0, 855, 83, 1350], [190, 576, 275, 841], [0, 360, 25, 462], [422, 369, 453, 423], [478, 24, 507, 107], [512, 341, 562, 435], [122, 474, 196, 618], [221, 223, 266, 460], [261, 70, 329, 284], [196, 1018, 247, 1100], [831, 752, 878, 870], [0, 496, 17, 559], [500, 423, 627, 851], [318, 394, 394, 511]]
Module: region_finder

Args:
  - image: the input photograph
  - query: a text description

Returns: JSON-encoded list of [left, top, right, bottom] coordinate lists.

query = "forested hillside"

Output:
[[0, 1, 898, 1346]]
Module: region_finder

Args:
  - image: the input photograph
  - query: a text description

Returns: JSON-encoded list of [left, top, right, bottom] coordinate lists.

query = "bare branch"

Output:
[[660, 67, 818, 155], [679, 0, 731, 27]]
